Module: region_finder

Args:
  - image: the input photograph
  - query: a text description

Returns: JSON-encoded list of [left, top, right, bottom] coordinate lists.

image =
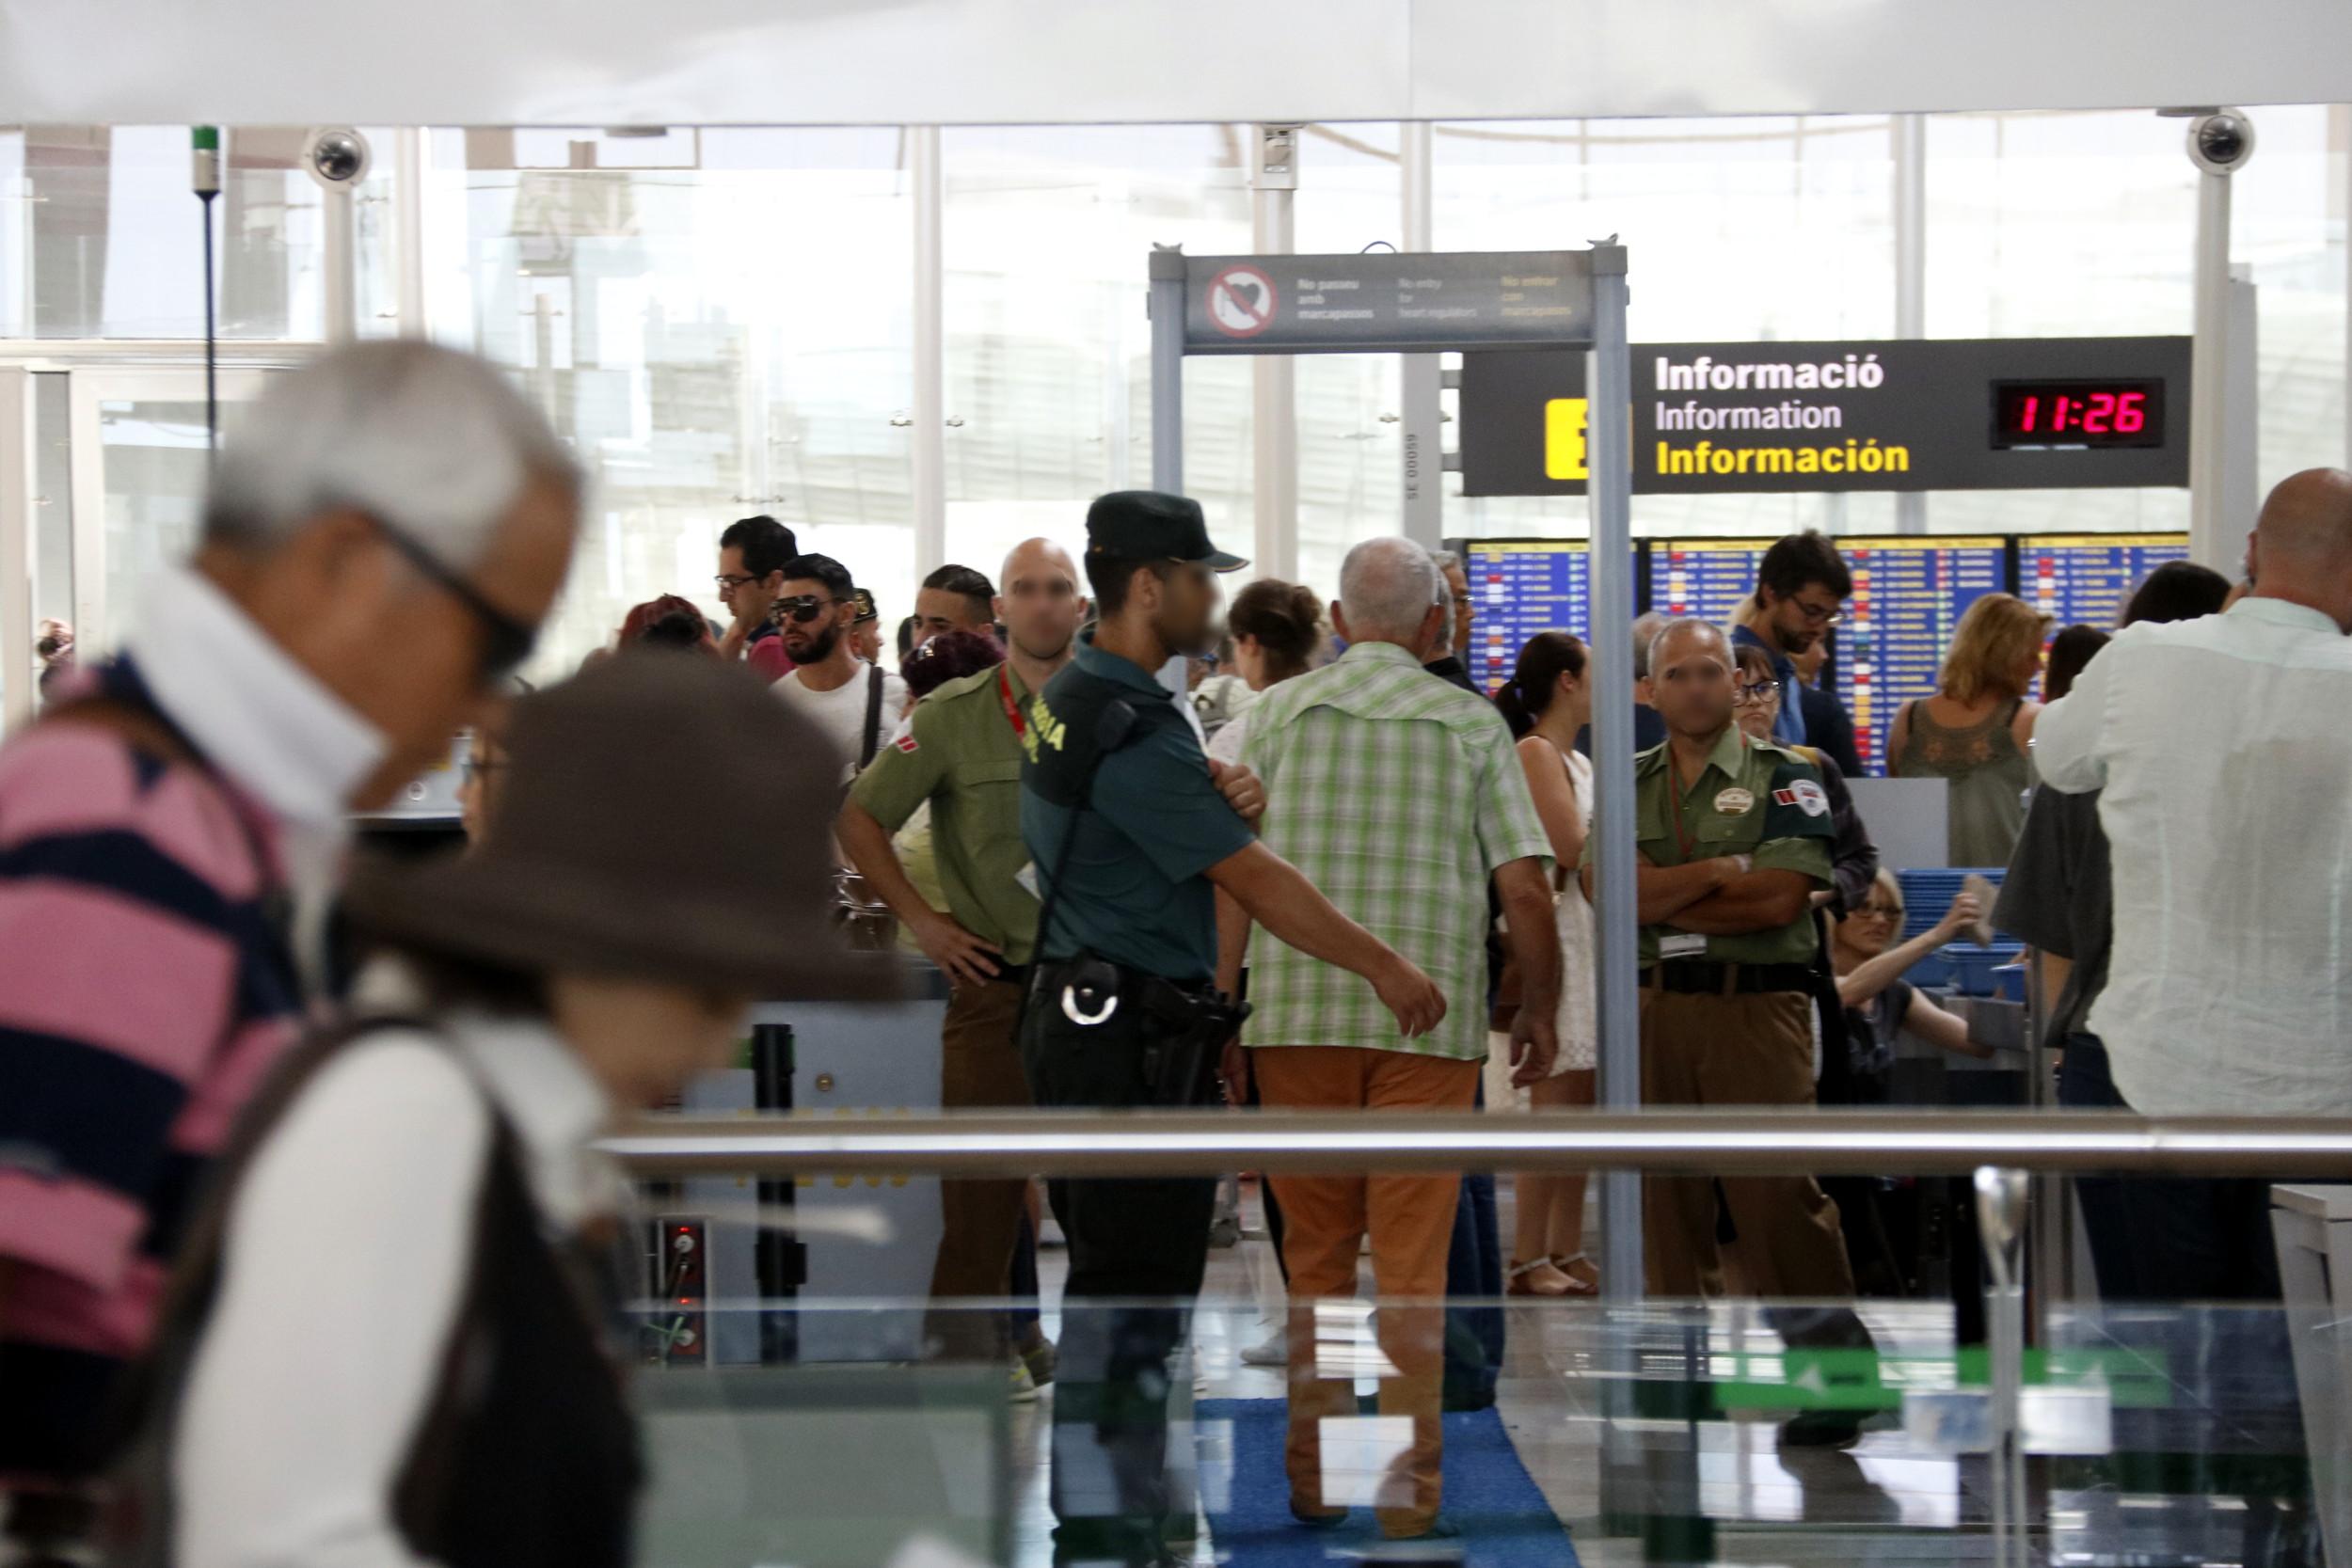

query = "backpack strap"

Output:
[[858, 662, 884, 772]]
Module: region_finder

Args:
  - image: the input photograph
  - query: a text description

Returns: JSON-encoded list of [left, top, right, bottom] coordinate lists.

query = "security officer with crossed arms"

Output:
[[1019, 491, 1444, 1567], [1582, 616, 1874, 1445]]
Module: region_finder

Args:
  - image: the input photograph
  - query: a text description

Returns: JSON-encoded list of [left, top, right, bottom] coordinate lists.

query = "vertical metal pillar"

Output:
[[1250, 125, 1298, 578], [2188, 164, 2236, 569], [0, 368, 32, 734], [1586, 245, 1643, 1302], [1400, 121, 1444, 548], [394, 128, 427, 339], [322, 181, 358, 344], [1893, 114, 1928, 536], [911, 125, 946, 578], [1977, 1166, 2032, 1568], [1148, 246, 1187, 494]]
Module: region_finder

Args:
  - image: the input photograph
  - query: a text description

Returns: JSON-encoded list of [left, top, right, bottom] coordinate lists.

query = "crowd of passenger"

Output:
[[1, 339, 2345, 1567]]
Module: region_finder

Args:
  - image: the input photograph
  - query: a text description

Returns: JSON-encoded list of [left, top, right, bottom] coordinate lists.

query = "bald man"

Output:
[[839, 538, 1261, 1370], [2037, 467, 2352, 1303]]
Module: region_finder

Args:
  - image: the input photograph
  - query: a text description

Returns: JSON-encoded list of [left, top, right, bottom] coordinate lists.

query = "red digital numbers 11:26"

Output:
[[2013, 390, 2148, 435]]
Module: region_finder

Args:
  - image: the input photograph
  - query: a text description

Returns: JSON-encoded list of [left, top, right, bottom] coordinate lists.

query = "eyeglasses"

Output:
[[1854, 901, 1904, 922], [772, 594, 837, 626], [1731, 681, 1782, 706], [367, 515, 537, 681], [715, 572, 763, 593], [461, 757, 504, 785], [1791, 598, 1845, 626]]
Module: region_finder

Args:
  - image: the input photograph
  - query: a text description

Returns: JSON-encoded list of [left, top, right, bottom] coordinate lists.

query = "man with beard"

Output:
[[1732, 531, 1852, 748], [839, 538, 1269, 1373], [771, 552, 906, 784]]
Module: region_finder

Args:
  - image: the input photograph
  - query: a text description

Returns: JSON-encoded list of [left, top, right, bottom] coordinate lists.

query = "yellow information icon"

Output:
[[1545, 397, 1589, 481]]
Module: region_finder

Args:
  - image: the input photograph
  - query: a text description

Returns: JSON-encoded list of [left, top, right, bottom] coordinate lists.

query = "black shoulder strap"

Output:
[[1030, 693, 1142, 966], [859, 662, 884, 772]]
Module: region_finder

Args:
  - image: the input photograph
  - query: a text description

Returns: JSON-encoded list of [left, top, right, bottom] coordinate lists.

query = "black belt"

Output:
[[1642, 960, 1815, 996]]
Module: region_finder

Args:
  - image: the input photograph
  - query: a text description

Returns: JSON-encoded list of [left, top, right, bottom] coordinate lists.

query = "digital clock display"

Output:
[[1992, 379, 2165, 450]]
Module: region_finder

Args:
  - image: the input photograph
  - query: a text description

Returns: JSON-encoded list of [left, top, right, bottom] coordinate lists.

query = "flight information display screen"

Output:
[[1833, 537, 2010, 776], [1462, 539, 1593, 696], [2022, 532, 2191, 632], [1647, 540, 1768, 627]]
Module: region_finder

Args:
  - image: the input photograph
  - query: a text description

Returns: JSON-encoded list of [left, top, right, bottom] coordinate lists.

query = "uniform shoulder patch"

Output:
[[1772, 779, 1831, 818], [894, 733, 919, 754]]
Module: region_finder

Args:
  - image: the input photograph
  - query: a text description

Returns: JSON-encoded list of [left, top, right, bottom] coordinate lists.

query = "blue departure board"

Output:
[[1833, 537, 2010, 776], [2021, 532, 2190, 633], [1649, 540, 1768, 626], [1463, 539, 1593, 696]]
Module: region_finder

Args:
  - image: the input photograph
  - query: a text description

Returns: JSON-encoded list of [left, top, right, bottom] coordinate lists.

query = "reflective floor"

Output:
[[626, 1180, 2329, 1568]]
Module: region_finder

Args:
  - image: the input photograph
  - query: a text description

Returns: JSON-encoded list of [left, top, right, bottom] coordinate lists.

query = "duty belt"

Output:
[[1642, 960, 1815, 996]]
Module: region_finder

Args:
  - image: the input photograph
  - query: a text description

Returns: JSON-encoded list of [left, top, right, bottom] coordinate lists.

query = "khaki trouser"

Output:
[[923, 977, 1032, 1361], [1255, 1046, 1480, 1539], [1639, 982, 1856, 1301]]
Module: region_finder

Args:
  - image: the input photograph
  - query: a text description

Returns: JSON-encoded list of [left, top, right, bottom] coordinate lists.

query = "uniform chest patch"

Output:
[[1772, 780, 1831, 818], [1713, 787, 1755, 816]]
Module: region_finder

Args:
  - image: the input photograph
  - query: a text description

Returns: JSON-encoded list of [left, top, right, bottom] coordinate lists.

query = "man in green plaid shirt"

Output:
[[1216, 538, 1562, 1542]]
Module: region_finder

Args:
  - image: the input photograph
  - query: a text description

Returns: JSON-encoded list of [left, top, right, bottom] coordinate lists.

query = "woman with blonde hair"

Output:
[[1888, 592, 2050, 867]]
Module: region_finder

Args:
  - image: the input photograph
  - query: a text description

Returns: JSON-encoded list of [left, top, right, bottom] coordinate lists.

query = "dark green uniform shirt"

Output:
[[1019, 628, 1255, 982], [1582, 725, 1835, 966], [847, 662, 1040, 967]]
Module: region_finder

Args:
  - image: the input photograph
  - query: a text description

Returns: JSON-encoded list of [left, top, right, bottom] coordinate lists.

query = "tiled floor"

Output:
[[974, 1184, 2314, 1560], [1003, 1186, 2019, 1567]]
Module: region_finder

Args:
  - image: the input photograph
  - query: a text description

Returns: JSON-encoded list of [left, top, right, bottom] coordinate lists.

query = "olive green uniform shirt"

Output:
[[1581, 725, 1835, 966], [848, 663, 1041, 967]]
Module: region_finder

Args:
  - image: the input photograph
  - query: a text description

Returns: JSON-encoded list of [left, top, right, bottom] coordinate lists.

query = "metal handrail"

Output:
[[602, 1108, 2352, 1180]]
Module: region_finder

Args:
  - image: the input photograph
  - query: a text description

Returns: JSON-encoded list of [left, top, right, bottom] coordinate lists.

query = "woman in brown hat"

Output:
[[114, 652, 891, 1568]]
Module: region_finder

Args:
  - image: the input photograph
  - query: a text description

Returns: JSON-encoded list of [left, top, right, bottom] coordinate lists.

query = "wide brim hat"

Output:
[[346, 651, 903, 1000]]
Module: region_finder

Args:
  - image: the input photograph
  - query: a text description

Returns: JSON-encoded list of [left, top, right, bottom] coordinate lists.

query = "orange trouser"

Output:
[[1253, 1046, 1480, 1538]]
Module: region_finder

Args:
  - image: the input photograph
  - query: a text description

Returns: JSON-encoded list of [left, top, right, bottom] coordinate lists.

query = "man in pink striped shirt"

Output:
[[0, 341, 580, 1555]]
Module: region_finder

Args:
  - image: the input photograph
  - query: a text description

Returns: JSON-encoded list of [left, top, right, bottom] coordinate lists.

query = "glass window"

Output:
[[1435, 116, 1902, 544], [430, 128, 914, 681], [942, 125, 1252, 591], [0, 126, 329, 340], [1291, 125, 1404, 596]]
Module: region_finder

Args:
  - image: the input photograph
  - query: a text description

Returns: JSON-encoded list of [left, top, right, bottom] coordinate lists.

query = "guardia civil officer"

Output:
[[1581, 616, 1873, 1446], [1019, 491, 1445, 1567]]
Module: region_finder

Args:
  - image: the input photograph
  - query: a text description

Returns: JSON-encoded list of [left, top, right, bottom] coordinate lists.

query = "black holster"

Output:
[[1021, 954, 1251, 1111]]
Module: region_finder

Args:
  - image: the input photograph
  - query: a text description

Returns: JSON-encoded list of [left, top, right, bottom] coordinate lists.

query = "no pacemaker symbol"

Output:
[[1206, 264, 1277, 338]]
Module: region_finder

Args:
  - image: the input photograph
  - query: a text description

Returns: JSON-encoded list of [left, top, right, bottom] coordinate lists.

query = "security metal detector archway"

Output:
[[1145, 243, 1644, 1296]]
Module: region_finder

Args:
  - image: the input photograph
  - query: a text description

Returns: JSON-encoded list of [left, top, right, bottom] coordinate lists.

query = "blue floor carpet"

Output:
[[1194, 1399, 1578, 1566]]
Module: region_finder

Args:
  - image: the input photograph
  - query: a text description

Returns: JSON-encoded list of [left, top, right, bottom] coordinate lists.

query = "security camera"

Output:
[[2185, 111, 2255, 176], [303, 127, 372, 188]]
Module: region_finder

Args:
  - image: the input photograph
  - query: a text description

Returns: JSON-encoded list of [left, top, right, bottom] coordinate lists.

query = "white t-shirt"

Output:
[[772, 662, 908, 784]]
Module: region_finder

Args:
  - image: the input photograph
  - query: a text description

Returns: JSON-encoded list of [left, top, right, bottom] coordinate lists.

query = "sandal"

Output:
[[1507, 1258, 1575, 1297], [1549, 1252, 1600, 1296]]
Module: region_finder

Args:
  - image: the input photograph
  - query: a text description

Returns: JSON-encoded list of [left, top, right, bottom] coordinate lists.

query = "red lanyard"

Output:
[[997, 665, 1025, 739]]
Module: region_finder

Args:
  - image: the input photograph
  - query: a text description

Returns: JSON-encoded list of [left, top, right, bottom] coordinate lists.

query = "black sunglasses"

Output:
[[772, 594, 837, 626], [365, 515, 538, 680]]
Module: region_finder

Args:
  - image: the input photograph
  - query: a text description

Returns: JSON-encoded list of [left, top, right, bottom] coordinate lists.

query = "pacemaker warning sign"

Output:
[[1206, 264, 1276, 338]]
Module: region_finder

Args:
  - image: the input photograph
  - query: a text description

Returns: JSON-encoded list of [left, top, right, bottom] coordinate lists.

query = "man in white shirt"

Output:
[[2036, 467, 2352, 1302], [771, 552, 907, 782]]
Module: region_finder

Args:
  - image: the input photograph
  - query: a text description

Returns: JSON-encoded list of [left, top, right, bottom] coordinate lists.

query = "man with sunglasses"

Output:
[[771, 552, 907, 784], [0, 341, 578, 1558], [1734, 531, 1853, 749]]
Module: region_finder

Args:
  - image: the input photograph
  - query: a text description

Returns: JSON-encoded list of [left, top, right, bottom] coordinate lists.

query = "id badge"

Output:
[[1660, 932, 1708, 960]]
